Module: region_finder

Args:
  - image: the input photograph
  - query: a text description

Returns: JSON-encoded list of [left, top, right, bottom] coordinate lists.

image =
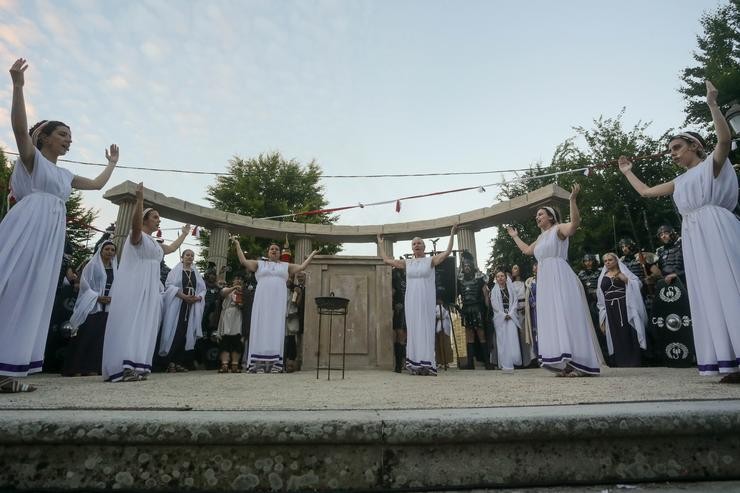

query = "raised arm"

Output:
[[706, 81, 731, 176], [506, 226, 536, 256], [9, 59, 35, 172], [377, 234, 405, 269], [288, 249, 319, 276], [431, 223, 458, 267], [230, 236, 259, 272], [72, 144, 119, 190], [618, 156, 675, 198], [161, 224, 191, 255], [130, 182, 144, 246], [557, 184, 581, 239]]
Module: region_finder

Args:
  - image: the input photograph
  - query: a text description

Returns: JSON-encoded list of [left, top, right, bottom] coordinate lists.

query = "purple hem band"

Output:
[[0, 360, 44, 373]]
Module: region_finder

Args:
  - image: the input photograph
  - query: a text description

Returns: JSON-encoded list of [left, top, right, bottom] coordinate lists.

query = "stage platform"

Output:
[[1, 368, 739, 492]]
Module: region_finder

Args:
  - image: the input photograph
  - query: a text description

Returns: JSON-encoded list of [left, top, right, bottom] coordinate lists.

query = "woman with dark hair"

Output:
[[102, 183, 190, 382], [619, 81, 740, 382], [0, 59, 119, 393], [507, 185, 602, 376], [159, 249, 206, 373], [377, 224, 458, 376], [490, 269, 522, 372], [63, 241, 118, 376], [596, 253, 646, 367], [232, 238, 318, 373]]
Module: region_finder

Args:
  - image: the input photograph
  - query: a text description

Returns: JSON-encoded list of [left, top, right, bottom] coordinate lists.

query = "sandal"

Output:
[[230, 363, 239, 373], [719, 373, 740, 384], [218, 363, 229, 374], [121, 368, 142, 382], [166, 363, 177, 374], [0, 377, 37, 393], [174, 364, 189, 373]]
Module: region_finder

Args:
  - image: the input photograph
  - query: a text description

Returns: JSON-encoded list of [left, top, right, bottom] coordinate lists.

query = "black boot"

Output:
[[480, 341, 494, 370], [393, 342, 402, 373], [462, 343, 475, 369], [399, 344, 406, 372]]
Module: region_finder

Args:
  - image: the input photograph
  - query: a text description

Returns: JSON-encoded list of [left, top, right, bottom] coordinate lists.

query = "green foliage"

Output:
[[679, 0, 740, 135], [487, 113, 680, 275], [198, 152, 340, 273]]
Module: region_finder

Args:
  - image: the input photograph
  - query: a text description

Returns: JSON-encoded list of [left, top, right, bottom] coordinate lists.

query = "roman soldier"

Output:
[[456, 251, 491, 369]]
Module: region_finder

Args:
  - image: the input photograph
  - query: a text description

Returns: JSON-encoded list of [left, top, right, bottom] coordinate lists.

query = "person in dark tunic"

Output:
[[64, 241, 117, 376], [391, 265, 407, 373], [597, 253, 647, 367], [652, 224, 686, 286], [578, 253, 608, 359], [158, 249, 205, 372]]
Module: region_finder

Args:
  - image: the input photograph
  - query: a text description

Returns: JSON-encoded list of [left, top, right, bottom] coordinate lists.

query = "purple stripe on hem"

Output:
[[539, 354, 572, 363], [0, 360, 44, 373]]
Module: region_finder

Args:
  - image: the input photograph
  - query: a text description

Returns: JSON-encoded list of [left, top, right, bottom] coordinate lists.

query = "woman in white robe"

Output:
[[0, 59, 118, 393], [490, 270, 522, 372], [64, 241, 118, 376], [511, 264, 535, 366], [102, 182, 190, 382], [378, 224, 458, 376], [232, 238, 318, 373], [507, 184, 603, 376], [158, 250, 206, 372], [619, 81, 740, 381], [596, 253, 647, 367]]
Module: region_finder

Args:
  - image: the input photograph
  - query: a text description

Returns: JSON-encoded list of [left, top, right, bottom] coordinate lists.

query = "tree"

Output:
[[679, 1, 740, 134], [199, 152, 340, 273], [0, 149, 10, 222], [64, 191, 99, 269], [487, 112, 679, 276]]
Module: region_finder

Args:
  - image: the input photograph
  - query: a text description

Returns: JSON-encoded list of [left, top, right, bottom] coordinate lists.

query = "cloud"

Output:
[[106, 74, 129, 89], [0, 0, 19, 13], [140, 39, 170, 61]]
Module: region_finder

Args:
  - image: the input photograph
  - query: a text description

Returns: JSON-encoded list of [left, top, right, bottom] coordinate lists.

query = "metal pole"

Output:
[[316, 312, 322, 380], [341, 309, 347, 380], [328, 313, 332, 381]]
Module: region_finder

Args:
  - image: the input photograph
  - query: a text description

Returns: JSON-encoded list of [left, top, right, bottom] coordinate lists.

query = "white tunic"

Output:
[[246, 260, 289, 371], [404, 257, 437, 374], [102, 233, 164, 381], [673, 152, 740, 375], [159, 262, 206, 356], [70, 243, 118, 329], [534, 227, 602, 375], [491, 278, 522, 371], [0, 150, 73, 377], [596, 260, 647, 356]]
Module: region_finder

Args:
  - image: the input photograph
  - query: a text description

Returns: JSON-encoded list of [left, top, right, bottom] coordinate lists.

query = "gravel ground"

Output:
[[2, 367, 739, 411]]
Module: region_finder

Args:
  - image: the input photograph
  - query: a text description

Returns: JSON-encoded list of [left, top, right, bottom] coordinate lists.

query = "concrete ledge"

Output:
[[1, 401, 739, 491]]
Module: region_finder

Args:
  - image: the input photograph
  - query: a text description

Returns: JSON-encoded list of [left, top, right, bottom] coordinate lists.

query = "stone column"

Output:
[[294, 236, 312, 263], [377, 239, 394, 259], [456, 226, 477, 261], [112, 200, 135, 258], [208, 226, 229, 273]]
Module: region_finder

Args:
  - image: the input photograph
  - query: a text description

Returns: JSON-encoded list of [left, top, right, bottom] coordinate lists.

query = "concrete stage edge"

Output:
[[1, 400, 739, 492]]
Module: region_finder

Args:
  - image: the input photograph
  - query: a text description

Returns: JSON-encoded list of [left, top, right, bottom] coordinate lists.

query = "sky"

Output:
[[0, 0, 723, 269]]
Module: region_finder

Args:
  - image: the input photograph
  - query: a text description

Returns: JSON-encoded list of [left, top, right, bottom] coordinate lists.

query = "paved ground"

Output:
[[430, 482, 740, 492], [3, 367, 739, 411]]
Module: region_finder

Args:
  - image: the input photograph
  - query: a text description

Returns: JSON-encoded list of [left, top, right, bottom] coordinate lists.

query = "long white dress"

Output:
[[102, 233, 164, 381], [159, 262, 206, 356], [673, 152, 740, 376], [534, 227, 602, 375], [404, 257, 437, 375], [0, 150, 73, 377], [491, 278, 522, 371], [246, 260, 289, 372]]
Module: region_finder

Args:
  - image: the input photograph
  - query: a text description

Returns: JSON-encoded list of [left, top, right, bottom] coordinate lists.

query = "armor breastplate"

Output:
[[459, 276, 484, 306], [657, 240, 683, 276]]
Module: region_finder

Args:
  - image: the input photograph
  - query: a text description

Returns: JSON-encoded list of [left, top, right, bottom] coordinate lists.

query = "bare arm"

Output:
[[161, 224, 191, 255], [288, 249, 319, 276], [130, 182, 144, 246], [431, 223, 458, 267], [9, 59, 35, 172], [706, 81, 731, 176], [618, 156, 675, 198], [506, 226, 536, 256], [230, 237, 259, 272], [557, 184, 581, 239], [377, 234, 405, 269], [72, 145, 119, 190]]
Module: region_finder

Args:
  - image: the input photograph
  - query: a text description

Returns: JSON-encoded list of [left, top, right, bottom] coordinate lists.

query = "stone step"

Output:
[[1, 400, 739, 491]]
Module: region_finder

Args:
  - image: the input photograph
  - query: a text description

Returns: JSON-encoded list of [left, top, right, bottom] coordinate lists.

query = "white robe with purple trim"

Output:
[[404, 256, 437, 374], [672, 152, 740, 375], [102, 233, 163, 381], [0, 150, 73, 377], [245, 260, 289, 371]]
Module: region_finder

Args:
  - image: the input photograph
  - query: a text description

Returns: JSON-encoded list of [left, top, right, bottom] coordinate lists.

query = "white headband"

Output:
[[30, 121, 51, 147], [672, 132, 704, 150], [543, 206, 559, 223]]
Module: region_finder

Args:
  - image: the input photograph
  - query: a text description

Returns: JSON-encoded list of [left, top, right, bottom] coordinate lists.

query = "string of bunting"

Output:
[[259, 152, 667, 220]]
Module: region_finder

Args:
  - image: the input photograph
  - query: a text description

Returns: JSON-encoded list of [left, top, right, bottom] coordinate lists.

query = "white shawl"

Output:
[[490, 277, 521, 330], [435, 304, 452, 336], [69, 242, 118, 329], [596, 259, 647, 355], [159, 262, 206, 355]]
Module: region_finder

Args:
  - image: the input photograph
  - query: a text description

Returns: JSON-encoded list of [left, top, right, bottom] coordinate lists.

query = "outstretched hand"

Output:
[[105, 144, 119, 165], [9, 58, 27, 87], [570, 183, 580, 200], [376, 233, 384, 244], [181, 224, 191, 236], [450, 223, 459, 235], [506, 226, 518, 238], [135, 181, 144, 198], [706, 80, 718, 107], [617, 156, 632, 175]]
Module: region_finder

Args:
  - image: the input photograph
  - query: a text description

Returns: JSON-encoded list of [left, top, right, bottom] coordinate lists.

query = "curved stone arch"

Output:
[[104, 180, 569, 268]]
